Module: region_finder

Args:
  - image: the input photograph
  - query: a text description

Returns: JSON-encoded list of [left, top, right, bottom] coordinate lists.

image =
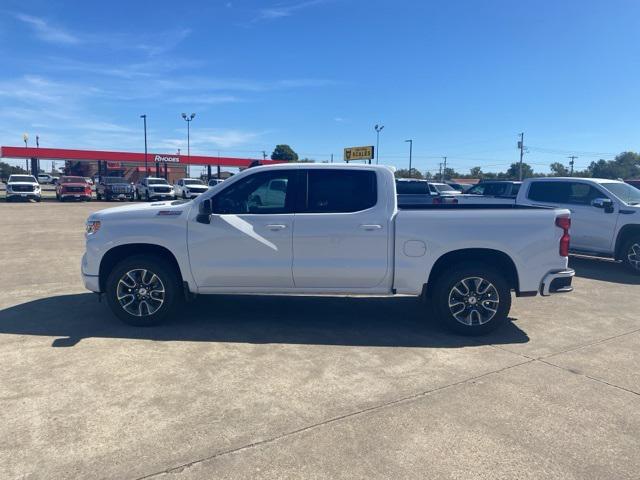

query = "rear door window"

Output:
[[304, 170, 377, 213]]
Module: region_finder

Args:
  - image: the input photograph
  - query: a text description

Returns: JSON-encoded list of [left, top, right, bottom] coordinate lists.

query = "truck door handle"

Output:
[[360, 224, 383, 230], [266, 224, 287, 231]]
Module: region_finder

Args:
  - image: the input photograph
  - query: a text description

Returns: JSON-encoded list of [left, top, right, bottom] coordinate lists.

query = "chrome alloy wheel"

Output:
[[448, 277, 500, 326], [116, 269, 165, 317], [628, 242, 640, 271]]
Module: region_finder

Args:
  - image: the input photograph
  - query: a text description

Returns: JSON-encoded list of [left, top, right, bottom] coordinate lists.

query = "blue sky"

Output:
[[1, 0, 640, 175]]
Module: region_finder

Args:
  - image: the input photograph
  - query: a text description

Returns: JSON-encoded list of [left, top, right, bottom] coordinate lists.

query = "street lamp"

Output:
[[374, 124, 384, 164], [140, 114, 148, 175], [181, 112, 196, 177], [405, 139, 413, 177]]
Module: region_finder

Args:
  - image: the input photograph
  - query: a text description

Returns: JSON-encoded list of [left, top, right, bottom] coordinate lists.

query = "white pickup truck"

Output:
[[82, 164, 574, 335], [515, 177, 640, 273]]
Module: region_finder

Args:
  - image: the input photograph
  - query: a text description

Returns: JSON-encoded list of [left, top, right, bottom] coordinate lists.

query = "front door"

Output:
[[292, 169, 390, 288], [188, 170, 297, 288]]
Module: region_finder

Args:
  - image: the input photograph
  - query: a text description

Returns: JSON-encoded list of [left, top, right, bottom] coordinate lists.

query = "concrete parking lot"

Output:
[[1, 200, 639, 479]]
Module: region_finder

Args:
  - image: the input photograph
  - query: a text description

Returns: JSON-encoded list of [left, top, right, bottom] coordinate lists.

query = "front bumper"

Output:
[[7, 192, 41, 200], [540, 268, 575, 296], [150, 192, 175, 200], [82, 272, 101, 293], [185, 190, 206, 198], [61, 193, 91, 200]]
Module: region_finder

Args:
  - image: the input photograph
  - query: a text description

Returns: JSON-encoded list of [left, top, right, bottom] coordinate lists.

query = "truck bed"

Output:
[[397, 203, 547, 210]]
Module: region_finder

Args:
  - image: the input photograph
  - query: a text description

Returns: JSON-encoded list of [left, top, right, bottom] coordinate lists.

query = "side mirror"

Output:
[[196, 199, 212, 224], [591, 198, 614, 213]]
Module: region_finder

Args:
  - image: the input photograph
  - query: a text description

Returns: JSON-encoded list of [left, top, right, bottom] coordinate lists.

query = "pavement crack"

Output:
[[537, 358, 640, 397], [135, 358, 534, 479]]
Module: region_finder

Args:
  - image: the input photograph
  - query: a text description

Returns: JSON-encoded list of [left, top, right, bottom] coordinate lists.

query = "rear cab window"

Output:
[[527, 181, 607, 205], [303, 169, 377, 213]]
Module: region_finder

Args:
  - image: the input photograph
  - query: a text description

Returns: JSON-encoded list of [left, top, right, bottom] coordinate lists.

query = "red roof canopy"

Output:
[[0, 146, 282, 168]]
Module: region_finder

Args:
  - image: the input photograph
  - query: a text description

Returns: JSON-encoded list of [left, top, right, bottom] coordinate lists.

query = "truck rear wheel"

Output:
[[432, 263, 511, 335], [105, 255, 181, 326], [622, 236, 640, 275]]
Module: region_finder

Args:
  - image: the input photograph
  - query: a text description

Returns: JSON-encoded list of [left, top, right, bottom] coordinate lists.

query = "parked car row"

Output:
[[3, 175, 227, 202]]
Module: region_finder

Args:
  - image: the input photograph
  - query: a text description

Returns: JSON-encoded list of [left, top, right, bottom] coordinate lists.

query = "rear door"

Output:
[[292, 169, 390, 288]]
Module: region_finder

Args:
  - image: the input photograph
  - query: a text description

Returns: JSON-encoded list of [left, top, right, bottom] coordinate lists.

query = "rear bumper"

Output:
[[540, 268, 575, 296]]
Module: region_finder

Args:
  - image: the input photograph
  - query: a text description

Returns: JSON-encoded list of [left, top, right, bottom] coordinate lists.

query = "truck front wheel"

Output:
[[432, 263, 511, 335], [105, 255, 181, 326], [622, 236, 640, 275]]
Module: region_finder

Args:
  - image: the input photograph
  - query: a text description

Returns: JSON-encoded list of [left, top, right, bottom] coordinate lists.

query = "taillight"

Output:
[[556, 216, 571, 257]]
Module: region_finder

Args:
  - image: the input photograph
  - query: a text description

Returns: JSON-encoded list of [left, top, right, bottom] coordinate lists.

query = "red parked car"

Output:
[[56, 176, 92, 201]]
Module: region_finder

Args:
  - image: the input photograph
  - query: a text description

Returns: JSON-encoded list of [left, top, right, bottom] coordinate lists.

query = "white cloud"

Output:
[[254, 0, 328, 22], [14, 14, 79, 45]]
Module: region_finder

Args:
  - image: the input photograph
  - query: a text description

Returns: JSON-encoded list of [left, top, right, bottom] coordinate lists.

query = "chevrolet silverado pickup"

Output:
[[82, 164, 574, 335]]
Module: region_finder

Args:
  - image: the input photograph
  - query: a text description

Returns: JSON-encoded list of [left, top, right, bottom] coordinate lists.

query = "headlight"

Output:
[[86, 220, 101, 235]]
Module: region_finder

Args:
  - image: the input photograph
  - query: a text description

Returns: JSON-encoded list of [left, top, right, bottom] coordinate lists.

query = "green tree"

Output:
[[395, 168, 423, 179], [469, 166, 483, 178], [588, 152, 640, 179], [0, 161, 28, 181], [549, 162, 569, 176], [271, 144, 299, 162], [506, 162, 534, 179]]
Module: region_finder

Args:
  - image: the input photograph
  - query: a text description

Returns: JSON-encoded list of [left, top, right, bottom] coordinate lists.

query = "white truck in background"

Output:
[[82, 164, 574, 335], [515, 177, 640, 273]]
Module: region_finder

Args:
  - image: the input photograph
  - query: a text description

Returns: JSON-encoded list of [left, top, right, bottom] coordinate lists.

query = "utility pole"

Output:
[[568, 155, 577, 176], [441, 156, 447, 182], [518, 132, 524, 181], [330, 153, 334, 163], [438, 162, 443, 181], [405, 139, 413, 176], [262, 150, 267, 161]]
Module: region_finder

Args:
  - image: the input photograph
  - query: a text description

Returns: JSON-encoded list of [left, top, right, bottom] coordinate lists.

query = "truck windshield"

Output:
[[60, 177, 86, 184], [104, 177, 126, 184], [148, 179, 168, 185], [432, 183, 458, 193], [184, 179, 204, 185], [600, 182, 640, 205], [9, 175, 36, 182]]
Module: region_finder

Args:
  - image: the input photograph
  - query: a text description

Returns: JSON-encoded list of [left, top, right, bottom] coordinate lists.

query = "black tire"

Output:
[[432, 262, 511, 335], [35, 197, 41, 203], [97, 191, 102, 200], [105, 193, 111, 202], [182, 190, 187, 199], [145, 191, 150, 202], [621, 236, 640, 275], [105, 255, 182, 326]]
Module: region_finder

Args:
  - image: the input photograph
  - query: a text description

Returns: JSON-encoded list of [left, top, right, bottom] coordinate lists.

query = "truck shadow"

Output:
[[570, 256, 640, 285], [0, 293, 529, 348]]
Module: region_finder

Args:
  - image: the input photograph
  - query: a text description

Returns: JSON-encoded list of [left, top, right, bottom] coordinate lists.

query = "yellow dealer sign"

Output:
[[344, 145, 374, 162]]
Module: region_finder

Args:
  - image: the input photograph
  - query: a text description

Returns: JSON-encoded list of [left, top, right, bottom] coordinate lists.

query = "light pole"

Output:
[[405, 139, 413, 177], [181, 112, 196, 177], [374, 124, 384, 164], [23, 133, 29, 171], [140, 114, 148, 175]]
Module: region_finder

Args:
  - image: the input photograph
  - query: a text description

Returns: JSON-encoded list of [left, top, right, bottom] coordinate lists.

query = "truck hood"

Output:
[[60, 182, 88, 187], [89, 200, 190, 221]]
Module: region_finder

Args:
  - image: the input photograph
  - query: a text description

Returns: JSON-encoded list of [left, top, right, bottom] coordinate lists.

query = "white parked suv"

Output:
[[5, 174, 42, 202], [135, 177, 175, 201], [516, 177, 640, 273], [174, 178, 209, 199], [82, 164, 574, 335], [37, 173, 58, 185]]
